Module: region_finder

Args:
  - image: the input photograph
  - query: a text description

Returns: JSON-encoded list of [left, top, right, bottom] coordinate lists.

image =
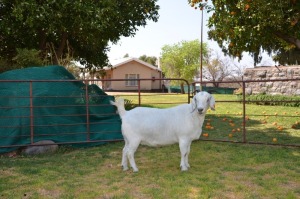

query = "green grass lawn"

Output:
[[0, 93, 299, 198], [0, 142, 299, 198]]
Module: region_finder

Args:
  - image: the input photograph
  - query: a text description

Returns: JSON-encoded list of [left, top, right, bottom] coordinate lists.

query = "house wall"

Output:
[[243, 66, 300, 95], [104, 60, 162, 91]]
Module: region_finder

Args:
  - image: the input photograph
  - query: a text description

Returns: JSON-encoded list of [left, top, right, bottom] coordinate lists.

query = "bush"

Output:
[[12, 48, 45, 68], [0, 59, 17, 73], [237, 94, 300, 107], [124, 99, 136, 110]]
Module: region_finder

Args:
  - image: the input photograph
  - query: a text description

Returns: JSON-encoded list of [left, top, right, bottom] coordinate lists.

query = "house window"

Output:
[[125, 74, 139, 86]]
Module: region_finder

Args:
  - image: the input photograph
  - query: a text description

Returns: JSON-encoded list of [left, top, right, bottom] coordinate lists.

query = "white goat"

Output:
[[111, 91, 215, 172]]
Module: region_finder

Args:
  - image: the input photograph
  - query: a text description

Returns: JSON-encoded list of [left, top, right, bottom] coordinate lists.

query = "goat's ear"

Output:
[[209, 95, 216, 111], [191, 95, 197, 109]]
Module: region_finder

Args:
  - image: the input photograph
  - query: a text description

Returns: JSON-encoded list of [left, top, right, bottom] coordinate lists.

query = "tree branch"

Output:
[[274, 32, 300, 49]]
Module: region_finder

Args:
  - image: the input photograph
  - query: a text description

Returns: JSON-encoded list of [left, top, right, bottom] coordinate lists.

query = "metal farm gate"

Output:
[[104, 78, 300, 148]]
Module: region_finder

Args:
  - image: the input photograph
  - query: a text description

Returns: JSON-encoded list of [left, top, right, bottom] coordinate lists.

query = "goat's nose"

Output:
[[197, 108, 203, 113]]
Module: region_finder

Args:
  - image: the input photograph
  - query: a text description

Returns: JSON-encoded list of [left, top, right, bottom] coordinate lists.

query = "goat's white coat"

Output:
[[111, 91, 215, 172]]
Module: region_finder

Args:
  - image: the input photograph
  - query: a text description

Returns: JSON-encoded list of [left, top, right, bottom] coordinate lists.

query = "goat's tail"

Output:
[[110, 98, 126, 117]]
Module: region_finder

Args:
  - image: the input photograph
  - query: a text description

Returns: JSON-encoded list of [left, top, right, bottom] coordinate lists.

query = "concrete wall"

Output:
[[243, 66, 300, 95]]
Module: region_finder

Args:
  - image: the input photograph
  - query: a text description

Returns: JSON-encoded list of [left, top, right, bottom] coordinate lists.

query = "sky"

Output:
[[107, 0, 274, 67]]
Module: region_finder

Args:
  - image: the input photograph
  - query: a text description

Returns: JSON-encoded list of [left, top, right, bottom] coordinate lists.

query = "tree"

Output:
[[160, 39, 208, 93], [188, 0, 300, 65], [203, 50, 244, 87], [139, 55, 157, 66], [0, 0, 159, 70]]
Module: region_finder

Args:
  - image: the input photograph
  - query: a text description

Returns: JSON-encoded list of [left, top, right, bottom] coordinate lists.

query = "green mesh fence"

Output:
[[170, 85, 236, 94], [0, 65, 122, 153]]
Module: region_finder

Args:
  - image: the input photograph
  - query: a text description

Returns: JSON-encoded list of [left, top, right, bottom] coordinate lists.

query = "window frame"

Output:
[[125, 74, 140, 87]]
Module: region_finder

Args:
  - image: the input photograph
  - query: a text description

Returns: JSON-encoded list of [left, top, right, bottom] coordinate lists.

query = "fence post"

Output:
[[187, 81, 191, 104], [85, 80, 90, 141], [138, 79, 141, 106], [29, 81, 34, 144], [242, 81, 247, 143]]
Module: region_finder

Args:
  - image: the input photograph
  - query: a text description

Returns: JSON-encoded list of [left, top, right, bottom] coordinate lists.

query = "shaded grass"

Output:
[[0, 142, 299, 198]]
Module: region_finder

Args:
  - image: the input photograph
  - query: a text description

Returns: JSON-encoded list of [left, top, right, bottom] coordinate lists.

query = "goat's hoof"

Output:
[[122, 166, 129, 171], [132, 168, 139, 172], [180, 166, 188, 171]]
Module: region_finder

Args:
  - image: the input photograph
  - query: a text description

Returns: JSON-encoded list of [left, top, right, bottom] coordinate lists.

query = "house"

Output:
[[101, 57, 163, 91]]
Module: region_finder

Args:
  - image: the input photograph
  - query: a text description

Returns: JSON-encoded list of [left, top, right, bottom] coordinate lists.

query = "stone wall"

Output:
[[243, 66, 300, 95]]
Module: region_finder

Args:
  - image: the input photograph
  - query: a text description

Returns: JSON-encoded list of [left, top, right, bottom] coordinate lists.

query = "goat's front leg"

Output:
[[179, 140, 191, 171], [185, 143, 191, 168]]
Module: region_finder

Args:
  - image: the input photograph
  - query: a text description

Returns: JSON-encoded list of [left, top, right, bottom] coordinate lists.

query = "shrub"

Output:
[[124, 99, 136, 110], [237, 94, 300, 107], [12, 48, 45, 68], [233, 87, 243, 95]]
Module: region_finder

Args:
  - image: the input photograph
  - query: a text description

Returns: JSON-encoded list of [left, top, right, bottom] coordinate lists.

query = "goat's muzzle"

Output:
[[197, 108, 204, 114]]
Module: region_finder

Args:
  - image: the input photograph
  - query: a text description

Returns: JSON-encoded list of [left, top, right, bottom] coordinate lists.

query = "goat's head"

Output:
[[192, 91, 215, 115]]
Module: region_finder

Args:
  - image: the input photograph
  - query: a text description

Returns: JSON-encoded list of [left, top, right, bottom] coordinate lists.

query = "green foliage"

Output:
[[0, 59, 17, 74], [160, 39, 208, 91], [188, 0, 300, 65], [0, 0, 160, 69], [139, 55, 157, 66], [124, 99, 136, 110], [237, 94, 300, 107], [12, 48, 44, 68], [233, 87, 243, 95]]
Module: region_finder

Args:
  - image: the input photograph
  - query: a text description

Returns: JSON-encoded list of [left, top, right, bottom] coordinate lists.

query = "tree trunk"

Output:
[[39, 30, 47, 51], [54, 32, 68, 65], [38, 29, 47, 61], [180, 83, 185, 94], [213, 82, 219, 88]]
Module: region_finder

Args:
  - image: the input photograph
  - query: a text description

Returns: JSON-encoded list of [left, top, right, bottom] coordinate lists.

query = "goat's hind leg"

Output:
[[127, 141, 140, 172], [121, 144, 129, 171], [121, 136, 131, 171]]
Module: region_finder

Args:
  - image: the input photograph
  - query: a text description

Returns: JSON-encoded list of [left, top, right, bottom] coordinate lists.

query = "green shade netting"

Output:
[[0, 65, 122, 153]]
